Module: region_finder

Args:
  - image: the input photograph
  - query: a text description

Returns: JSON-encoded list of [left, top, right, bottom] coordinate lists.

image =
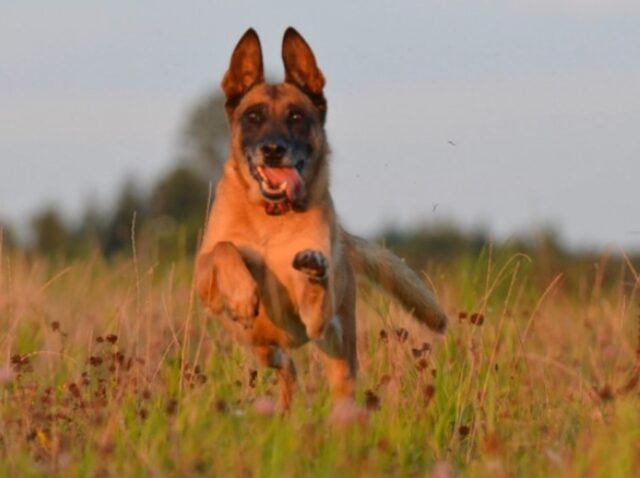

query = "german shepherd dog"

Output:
[[196, 28, 447, 415]]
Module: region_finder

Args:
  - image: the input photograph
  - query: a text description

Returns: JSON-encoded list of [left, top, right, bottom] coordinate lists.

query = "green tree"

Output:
[[149, 166, 210, 254], [71, 201, 106, 257], [178, 91, 228, 183], [24, 90, 229, 259], [0, 222, 16, 251], [32, 208, 70, 256], [102, 180, 147, 256]]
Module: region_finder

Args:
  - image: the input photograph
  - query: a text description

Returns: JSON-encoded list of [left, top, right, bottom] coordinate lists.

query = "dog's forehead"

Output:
[[237, 83, 314, 113]]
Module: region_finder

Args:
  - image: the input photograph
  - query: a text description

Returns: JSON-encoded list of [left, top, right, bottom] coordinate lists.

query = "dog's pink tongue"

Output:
[[262, 167, 304, 202]]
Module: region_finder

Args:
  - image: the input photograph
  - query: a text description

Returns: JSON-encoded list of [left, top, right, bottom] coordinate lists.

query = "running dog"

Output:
[[196, 27, 447, 414]]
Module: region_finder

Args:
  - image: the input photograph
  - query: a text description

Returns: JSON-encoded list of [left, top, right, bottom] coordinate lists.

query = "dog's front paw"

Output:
[[292, 249, 328, 283], [223, 281, 260, 327]]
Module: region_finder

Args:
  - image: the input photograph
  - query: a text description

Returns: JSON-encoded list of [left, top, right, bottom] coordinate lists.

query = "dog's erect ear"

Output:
[[282, 28, 325, 93], [221, 28, 264, 115], [282, 27, 327, 121]]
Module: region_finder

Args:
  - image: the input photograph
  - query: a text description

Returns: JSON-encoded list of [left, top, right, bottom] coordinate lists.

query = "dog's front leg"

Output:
[[291, 249, 334, 339], [196, 241, 259, 325]]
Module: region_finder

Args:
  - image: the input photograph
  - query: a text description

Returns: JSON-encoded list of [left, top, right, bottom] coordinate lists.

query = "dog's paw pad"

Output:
[[292, 249, 328, 282]]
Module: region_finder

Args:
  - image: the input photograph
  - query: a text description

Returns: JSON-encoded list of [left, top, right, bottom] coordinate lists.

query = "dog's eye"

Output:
[[246, 111, 264, 125], [289, 111, 304, 123]]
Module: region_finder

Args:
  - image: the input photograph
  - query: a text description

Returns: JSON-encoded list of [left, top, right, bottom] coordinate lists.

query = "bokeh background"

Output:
[[2, 1, 639, 259]]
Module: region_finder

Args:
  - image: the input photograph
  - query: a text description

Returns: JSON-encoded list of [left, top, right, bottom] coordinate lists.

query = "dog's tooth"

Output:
[[262, 182, 279, 194]]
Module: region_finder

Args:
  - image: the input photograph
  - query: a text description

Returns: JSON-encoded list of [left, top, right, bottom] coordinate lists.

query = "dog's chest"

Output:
[[206, 202, 332, 346], [239, 221, 328, 346]]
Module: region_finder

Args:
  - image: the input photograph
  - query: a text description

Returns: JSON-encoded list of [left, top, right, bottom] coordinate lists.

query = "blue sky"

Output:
[[2, 1, 639, 250]]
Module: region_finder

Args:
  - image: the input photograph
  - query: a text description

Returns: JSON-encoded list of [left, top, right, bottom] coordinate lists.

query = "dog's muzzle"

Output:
[[249, 161, 307, 215]]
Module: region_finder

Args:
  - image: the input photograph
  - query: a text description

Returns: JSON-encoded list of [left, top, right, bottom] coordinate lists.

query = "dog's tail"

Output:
[[342, 230, 447, 333]]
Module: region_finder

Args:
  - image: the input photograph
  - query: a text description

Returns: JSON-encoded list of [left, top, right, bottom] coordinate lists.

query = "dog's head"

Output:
[[221, 28, 329, 215]]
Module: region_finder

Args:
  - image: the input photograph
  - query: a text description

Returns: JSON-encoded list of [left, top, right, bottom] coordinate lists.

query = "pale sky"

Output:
[[2, 1, 639, 251]]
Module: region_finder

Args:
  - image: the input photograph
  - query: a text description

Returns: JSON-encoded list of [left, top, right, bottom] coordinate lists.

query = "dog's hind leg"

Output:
[[254, 346, 297, 412], [196, 241, 259, 326], [315, 285, 357, 402], [315, 271, 367, 423], [316, 319, 355, 399], [315, 317, 367, 424]]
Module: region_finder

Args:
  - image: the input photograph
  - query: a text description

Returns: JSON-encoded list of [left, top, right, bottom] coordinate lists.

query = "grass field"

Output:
[[1, 244, 639, 477]]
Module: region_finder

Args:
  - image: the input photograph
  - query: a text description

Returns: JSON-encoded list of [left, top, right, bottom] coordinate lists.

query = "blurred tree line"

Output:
[[1, 89, 638, 291], [13, 92, 228, 261], [379, 223, 640, 293]]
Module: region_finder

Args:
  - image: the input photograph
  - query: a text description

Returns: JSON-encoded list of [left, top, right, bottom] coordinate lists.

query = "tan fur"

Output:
[[196, 28, 446, 412]]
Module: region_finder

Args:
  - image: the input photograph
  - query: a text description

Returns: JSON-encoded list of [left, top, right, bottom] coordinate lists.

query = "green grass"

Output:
[[0, 248, 639, 477]]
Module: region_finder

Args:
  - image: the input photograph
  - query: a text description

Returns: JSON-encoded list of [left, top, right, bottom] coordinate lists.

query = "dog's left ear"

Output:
[[282, 27, 327, 122]]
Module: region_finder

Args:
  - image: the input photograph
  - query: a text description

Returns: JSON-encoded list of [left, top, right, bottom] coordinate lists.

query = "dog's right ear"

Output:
[[221, 28, 264, 116]]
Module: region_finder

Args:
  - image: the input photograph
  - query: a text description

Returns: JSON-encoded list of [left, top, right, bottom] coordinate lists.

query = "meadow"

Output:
[[1, 238, 639, 477]]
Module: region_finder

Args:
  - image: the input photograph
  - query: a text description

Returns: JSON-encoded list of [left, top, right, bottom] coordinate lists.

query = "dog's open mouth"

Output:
[[249, 163, 306, 215]]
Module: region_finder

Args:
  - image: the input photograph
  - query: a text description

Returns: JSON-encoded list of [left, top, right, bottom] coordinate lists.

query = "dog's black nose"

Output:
[[261, 143, 287, 166]]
